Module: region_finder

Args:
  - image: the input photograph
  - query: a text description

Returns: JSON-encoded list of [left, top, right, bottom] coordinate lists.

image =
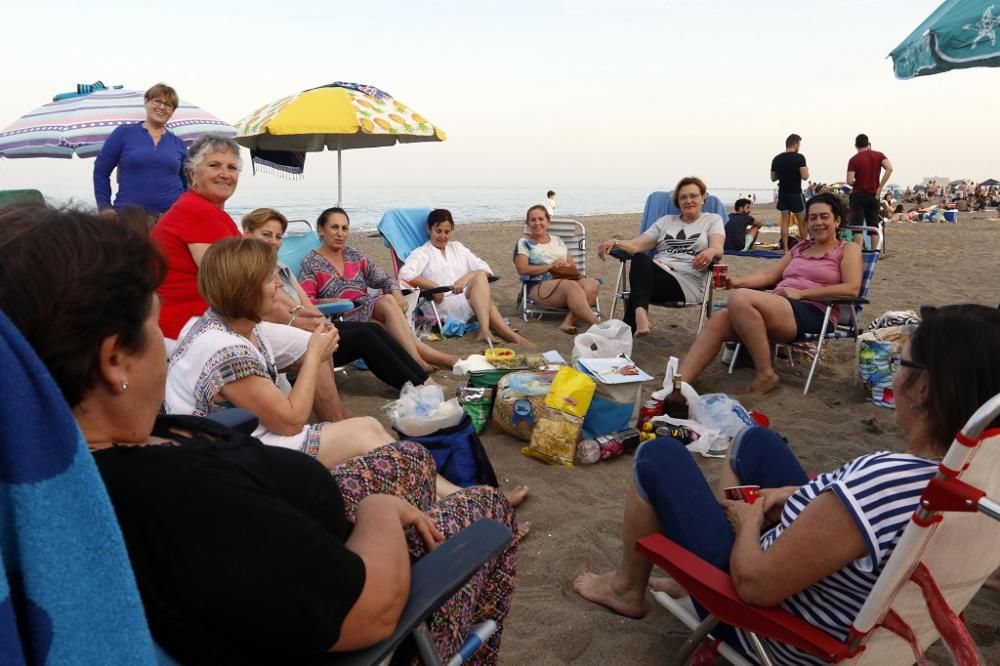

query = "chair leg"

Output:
[[728, 343, 739, 374], [611, 263, 626, 320], [520, 284, 529, 323], [413, 622, 444, 666], [672, 614, 720, 666], [746, 632, 776, 666], [430, 301, 443, 333], [803, 308, 833, 395]]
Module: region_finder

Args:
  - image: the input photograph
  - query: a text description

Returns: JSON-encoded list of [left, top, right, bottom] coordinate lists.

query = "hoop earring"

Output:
[[121, 378, 129, 392]]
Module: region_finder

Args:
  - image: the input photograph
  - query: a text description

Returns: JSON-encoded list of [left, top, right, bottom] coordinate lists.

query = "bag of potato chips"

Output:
[[523, 366, 596, 466]]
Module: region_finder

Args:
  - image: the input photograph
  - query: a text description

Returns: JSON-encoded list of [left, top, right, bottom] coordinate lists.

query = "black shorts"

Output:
[[787, 298, 827, 338], [849, 191, 880, 226], [776, 192, 805, 213]]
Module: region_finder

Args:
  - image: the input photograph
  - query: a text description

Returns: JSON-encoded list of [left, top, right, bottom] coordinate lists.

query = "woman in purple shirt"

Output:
[[93, 83, 188, 217], [677, 192, 862, 395]]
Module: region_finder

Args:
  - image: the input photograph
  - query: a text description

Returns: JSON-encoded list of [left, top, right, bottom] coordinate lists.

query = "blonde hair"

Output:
[[198, 238, 276, 321], [241, 208, 288, 233]]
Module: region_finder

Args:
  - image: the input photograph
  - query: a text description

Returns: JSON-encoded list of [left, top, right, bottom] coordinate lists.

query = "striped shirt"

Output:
[[736, 451, 938, 664]]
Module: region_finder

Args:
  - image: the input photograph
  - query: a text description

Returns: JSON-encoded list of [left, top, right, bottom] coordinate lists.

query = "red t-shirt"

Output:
[[151, 190, 239, 338], [847, 149, 888, 194]]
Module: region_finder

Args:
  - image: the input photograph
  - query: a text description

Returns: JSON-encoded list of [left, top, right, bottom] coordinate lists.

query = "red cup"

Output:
[[712, 264, 729, 288], [724, 485, 761, 504], [749, 410, 770, 428]]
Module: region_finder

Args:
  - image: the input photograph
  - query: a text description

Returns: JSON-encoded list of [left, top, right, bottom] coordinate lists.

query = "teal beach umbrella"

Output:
[[890, 0, 1000, 79]]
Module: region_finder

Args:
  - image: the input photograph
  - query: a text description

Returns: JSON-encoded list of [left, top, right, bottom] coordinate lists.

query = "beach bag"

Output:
[[523, 366, 596, 466], [571, 320, 632, 361], [549, 264, 581, 280], [492, 370, 555, 441], [857, 323, 915, 409], [394, 414, 499, 488]]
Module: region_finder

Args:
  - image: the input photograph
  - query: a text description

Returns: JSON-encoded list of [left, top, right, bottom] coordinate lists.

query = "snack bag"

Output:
[[457, 387, 493, 433], [523, 366, 596, 466]]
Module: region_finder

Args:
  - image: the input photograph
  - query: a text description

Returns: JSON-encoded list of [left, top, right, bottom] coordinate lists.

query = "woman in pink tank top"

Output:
[[678, 193, 863, 395]]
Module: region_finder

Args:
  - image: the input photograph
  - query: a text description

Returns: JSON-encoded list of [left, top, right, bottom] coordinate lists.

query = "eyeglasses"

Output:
[[889, 352, 925, 373], [146, 99, 175, 110]]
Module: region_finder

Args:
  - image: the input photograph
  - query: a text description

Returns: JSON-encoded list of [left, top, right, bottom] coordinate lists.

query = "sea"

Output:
[[43, 183, 775, 230]]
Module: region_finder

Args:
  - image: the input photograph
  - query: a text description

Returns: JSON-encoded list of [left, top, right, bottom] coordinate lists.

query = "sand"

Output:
[[342, 205, 1000, 664]]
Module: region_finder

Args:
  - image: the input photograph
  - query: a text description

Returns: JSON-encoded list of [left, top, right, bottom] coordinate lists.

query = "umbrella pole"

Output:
[[337, 139, 343, 206]]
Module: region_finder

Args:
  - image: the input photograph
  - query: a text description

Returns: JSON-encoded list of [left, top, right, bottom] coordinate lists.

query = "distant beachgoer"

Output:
[[751, 193, 757, 204], [93, 83, 187, 218], [400, 208, 532, 346], [724, 198, 763, 251], [299, 207, 457, 373], [676, 192, 861, 395], [846, 133, 893, 249], [544, 190, 557, 215], [516, 205, 600, 335], [596, 177, 724, 337], [770, 133, 809, 253]]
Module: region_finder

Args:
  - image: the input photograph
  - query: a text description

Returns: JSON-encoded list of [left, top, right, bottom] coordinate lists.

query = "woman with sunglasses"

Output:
[[93, 83, 188, 219]]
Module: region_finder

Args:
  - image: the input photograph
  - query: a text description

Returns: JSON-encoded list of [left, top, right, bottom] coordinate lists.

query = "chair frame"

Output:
[[517, 218, 601, 322], [637, 392, 1000, 665], [727, 250, 880, 395]]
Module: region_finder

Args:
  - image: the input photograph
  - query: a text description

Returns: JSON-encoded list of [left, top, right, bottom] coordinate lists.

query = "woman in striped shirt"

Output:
[[573, 304, 1000, 664]]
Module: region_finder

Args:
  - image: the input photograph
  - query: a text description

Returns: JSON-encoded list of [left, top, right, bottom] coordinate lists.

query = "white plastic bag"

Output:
[[572, 319, 633, 361], [649, 357, 729, 458], [691, 394, 754, 438], [385, 382, 465, 436]]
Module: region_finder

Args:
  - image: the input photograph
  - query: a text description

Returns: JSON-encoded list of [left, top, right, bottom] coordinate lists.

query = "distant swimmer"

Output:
[[770, 133, 809, 253]]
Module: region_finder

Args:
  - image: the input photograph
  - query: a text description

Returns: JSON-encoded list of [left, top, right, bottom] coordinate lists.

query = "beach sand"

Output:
[[345, 205, 1000, 664]]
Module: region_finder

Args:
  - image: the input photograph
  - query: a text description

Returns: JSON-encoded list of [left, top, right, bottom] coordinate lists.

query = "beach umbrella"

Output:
[[890, 0, 1000, 79], [0, 85, 236, 159], [232, 82, 446, 205], [980, 178, 1000, 186]]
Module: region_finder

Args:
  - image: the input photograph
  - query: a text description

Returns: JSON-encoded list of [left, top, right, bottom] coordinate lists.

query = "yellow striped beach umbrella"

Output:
[[233, 82, 446, 204]]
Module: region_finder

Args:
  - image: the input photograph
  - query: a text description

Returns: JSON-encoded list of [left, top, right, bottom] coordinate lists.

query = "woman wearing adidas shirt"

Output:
[[597, 176, 724, 337], [574, 304, 1000, 665]]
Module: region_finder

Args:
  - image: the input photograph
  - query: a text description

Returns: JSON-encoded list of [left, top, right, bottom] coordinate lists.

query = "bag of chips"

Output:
[[523, 366, 596, 466]]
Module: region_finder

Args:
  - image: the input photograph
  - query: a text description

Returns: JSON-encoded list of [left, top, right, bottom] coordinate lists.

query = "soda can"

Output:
[[712, 263, 729, 288], [724, 485, 761, 504], [637, 399, 664, 430], [654, 425, 696, 444]]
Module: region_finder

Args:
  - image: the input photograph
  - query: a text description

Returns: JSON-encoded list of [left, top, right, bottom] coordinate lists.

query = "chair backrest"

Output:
[[277, 219, 320, 278], [849, 395, 1000, 665], [0, 189, 44, 208], [520, 218, 588, 276], [377, 208, 434, 275], [834, 250, 879, 332], [640, 191, 730, 235], [0, 310, 158, 662]]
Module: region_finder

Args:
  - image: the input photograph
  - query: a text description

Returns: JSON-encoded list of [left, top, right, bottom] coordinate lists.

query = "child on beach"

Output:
[[723, 198, 763, 251]]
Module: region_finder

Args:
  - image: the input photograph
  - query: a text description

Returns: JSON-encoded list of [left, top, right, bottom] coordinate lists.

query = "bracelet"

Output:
[[290, 305, 303, 313], [287, 314, 296, 326]]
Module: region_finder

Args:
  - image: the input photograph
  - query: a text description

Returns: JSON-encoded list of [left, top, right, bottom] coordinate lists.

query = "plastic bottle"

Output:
[[576, 428, 640, 464]]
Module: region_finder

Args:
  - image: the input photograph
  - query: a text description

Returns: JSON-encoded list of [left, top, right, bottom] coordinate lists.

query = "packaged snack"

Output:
[[523, 367, 596, 466], [457, 387, 493, 433]]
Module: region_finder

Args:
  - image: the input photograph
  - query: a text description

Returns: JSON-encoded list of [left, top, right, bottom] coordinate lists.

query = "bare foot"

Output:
[[511, 334, 537, 349], [558, 322, 578, 335], [572, 570, 647, 619], [420, 362, 438, 374], [515, 520, 532, 542], [504, 484, 529, 508], [635, 309, 651, 337], [744, 372, 780, 396], [475, 330, 492, 343], [648, 575, 688, 599]]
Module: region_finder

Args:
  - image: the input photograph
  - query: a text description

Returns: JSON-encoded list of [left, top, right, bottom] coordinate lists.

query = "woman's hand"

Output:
[[721, 498, 765, 535], [293, 311, 326, 332], [452, 274, 471, 295], [692, 248, 719, 271], [774, 287, 803, 300], [548, 258, 566, 270], [373, 495, 445, 551], [597, 239, 617, 260], [758, 486, 799, 527], [305, 321, 340, 360], [392, 290, 409, 313]]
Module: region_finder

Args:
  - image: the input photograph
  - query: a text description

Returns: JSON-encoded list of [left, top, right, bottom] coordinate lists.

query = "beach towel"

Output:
[[0, 311, 158, 664]]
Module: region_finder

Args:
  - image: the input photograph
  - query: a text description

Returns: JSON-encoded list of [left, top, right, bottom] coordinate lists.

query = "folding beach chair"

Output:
[[276, 219, 361, 320], [842, 219, 886, 255], [0, 188, 44, 208], [517, 218, 601, 322], [727, 250, 880, 395], [0, 310, 512, 666], [637, 391, 1000, 665], [608, 191, 728, 332]]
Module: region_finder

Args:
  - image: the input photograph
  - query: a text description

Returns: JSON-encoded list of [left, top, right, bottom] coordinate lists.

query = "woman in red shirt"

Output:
[[151, 135, 242, 339]]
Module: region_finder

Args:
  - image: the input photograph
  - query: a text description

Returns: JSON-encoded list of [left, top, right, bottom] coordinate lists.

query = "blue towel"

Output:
[[0, 311, 158, 664], [377, 208, 434, 263]]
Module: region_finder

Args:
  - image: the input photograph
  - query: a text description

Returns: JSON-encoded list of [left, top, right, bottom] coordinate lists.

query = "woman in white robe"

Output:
[[400, 209, 532, 346]]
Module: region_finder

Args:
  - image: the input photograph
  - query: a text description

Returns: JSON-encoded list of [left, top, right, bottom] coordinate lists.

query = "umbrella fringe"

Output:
[[250, 158, 305, 180]]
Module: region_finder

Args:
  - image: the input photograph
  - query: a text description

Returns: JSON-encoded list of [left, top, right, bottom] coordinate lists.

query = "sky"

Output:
[[1, 0, 997, 201]]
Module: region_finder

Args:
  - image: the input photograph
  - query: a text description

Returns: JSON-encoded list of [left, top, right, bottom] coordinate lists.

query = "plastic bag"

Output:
[[386, 382, 465, 437], [649, 357, 729, 458], [691, 394, 754, 438], [457, 387, 493, 433], [572, 319, 633, 361]]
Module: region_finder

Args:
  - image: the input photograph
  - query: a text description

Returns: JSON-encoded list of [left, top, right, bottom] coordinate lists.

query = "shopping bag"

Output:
[[572, 319, 632, 361]]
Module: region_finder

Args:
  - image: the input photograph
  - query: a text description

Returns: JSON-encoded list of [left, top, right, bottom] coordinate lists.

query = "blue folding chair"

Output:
[[728, 250, 881, 395], [277, 219, 353, 319], [609, 191, 727, 331]]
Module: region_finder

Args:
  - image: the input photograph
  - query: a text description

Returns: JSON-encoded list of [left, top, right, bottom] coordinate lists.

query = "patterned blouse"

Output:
[[298, 246, 399, 323]]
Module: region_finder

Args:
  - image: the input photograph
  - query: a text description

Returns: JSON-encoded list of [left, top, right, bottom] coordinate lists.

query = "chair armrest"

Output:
[[609, 247, 633, 262], [324, 519, 513, 666], [317, 301, 355, 316], [636, 534, 849, 662], [817, 297, 869, 306], [204, 408, 259, 435]]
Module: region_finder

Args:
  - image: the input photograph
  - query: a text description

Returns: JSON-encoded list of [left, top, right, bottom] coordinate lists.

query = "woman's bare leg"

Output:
[[316, 416, 394, 468], [486, 303, 534, 346], [677, 309, 737, 384], [416, 340, 458, 370], [726, 289, 798, 394], [531, 281, 598, 334], [372, 297, 435, 373], [572, 483, 661, 618]]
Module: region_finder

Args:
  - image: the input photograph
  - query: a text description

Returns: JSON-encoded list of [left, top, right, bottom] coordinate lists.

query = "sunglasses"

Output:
[[889, 352, 925, 374]]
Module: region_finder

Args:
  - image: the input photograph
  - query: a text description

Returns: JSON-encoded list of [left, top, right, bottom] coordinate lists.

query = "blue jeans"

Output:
[[633, 428, 810, 643]]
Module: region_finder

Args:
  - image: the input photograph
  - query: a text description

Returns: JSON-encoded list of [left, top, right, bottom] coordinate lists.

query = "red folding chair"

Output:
[[638, 392, 1000, 665]]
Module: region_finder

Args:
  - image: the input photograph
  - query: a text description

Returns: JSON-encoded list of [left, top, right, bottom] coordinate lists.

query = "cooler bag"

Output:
[[394, 414, 499, 488]]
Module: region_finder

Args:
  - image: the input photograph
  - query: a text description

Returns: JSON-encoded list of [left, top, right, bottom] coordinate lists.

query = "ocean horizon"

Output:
[[40, 184, 775, 230]]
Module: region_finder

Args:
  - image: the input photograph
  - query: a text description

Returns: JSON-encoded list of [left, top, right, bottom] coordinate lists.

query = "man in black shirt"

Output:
[[770, 133, 810, 252]]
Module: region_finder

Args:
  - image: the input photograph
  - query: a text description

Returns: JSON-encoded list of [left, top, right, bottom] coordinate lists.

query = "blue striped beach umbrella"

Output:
[[0, 87, 235, 159], [890, 0, 1000, 78]]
